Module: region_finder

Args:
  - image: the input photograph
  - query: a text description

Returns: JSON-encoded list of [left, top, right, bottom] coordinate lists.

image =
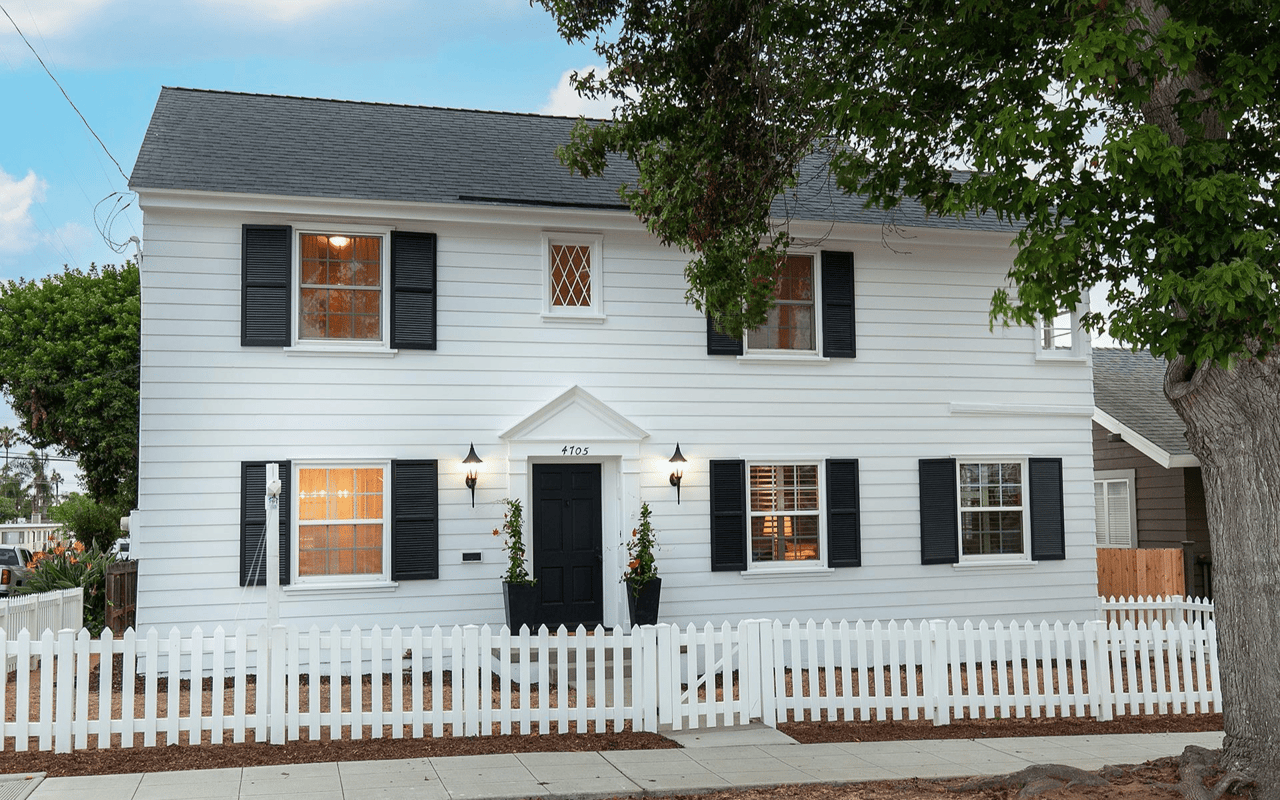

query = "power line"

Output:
[[0, 3, 130, 183]]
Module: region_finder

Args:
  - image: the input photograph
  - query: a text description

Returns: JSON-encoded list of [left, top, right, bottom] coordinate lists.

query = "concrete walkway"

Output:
[[7, 727, 1224, 800]]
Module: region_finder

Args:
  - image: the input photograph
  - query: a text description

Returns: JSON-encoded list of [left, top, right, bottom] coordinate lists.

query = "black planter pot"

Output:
[[503, 581, 540, 633], [627, 577, 662, 626]]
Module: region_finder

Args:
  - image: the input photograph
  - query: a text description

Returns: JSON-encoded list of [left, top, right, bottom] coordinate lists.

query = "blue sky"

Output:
[[1, 0, 613, 280]]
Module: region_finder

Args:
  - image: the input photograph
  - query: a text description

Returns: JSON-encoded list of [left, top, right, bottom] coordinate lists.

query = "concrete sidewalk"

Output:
[[10, 727, 1224, 800]]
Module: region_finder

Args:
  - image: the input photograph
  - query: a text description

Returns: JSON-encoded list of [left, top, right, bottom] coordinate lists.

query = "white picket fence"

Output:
[[0, 588, 82, 672], [1099, 594, 1214, 627], [0, 611, 1219, 753]]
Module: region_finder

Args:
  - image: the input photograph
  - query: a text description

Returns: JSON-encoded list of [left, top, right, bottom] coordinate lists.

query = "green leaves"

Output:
[[0, 263, 139, 510]]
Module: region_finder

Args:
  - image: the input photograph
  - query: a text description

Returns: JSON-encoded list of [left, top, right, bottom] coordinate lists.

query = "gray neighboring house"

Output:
[[1091, 348, 1210, 597]]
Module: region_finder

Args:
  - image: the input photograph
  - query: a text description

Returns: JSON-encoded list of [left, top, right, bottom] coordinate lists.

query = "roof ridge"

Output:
[[159, 86, 608, 123]]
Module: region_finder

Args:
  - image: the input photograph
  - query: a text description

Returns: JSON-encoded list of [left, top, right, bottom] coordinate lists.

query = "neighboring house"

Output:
[[127, 87, 1099, 634], [1091, 348, 1210, 597]]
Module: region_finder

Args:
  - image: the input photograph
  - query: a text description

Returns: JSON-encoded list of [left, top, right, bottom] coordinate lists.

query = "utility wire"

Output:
[[0, 3, 130, 183]]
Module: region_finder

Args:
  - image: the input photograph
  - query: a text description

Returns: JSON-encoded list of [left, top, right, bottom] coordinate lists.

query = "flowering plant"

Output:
[[493, 498, 535, 586], [623, 502, 658, 590], [20, 541, 116, 632]]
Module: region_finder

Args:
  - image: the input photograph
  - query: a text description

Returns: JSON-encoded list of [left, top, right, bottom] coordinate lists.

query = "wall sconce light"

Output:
[[463, 443, 482, 508], [669, 443, 687, 505]]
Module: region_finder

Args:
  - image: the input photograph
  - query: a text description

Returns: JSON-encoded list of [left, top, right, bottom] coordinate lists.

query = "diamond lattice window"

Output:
[[549, 244, 592, 308]]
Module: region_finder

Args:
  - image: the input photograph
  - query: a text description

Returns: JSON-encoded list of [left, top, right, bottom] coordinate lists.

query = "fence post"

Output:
[[1087, 620, 1113, 721], [269, 624, 287, 745], [55, 628, 74, 753], [929, 620, 950, 726]]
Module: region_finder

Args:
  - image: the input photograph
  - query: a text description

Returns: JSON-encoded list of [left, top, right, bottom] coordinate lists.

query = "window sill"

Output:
[[736, 354, 830, 364], [951, 561, 1037, 572], [286, 346, 398, 358], [1034, 352, 1089, 363], [540, 312, 606, 324], [282, 581, 399, 595], [740, 566, 836, 579]]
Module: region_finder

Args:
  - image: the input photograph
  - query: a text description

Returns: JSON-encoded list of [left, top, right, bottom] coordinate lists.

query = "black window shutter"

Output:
[[706, 315, 743, 356], [709, 459, 747, 571], [392, 460, 439, 580], [919, 458, 959, 565], [821, 251, 856, 358], [242, 225, 291, 347], [240, 461, 291, 586], [390, 232, 437, 350], [826, 459, 861, 567], [1029, 457, 1066, 561]]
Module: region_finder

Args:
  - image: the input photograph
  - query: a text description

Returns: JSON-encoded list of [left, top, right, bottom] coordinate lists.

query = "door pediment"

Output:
[[500, 386, 649, 443]]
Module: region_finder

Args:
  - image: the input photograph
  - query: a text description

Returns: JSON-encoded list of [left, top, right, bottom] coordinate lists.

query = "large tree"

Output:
[[538, 0, 1279, 793], [0, 264, 140, 512]]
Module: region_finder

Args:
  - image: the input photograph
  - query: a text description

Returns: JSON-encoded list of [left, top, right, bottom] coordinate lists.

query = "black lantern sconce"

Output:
[[463, 443, 482, 508], [669, 443, 687, 504]]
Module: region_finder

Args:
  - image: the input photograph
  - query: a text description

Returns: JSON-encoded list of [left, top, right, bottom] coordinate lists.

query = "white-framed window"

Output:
[[748, 463, 823, 566], [293, 227, 390, 347], [746, 254, 818, 353], [542, 232, 604, 321], [293, 461, 391, 584], [1094, 469, 1137, 548], [1036, 306, 1085, 359], [958, 460, 1030, 561]]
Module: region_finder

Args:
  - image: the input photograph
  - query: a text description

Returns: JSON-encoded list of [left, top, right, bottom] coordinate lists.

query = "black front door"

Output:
[[532, 463, 603, 628]]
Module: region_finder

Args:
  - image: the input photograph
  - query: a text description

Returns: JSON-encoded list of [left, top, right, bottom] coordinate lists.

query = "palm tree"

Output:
[[0, 427, 17, 477], [50, 470, 62, 505]]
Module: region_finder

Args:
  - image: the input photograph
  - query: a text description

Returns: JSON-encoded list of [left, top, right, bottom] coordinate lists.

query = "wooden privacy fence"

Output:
[[0, 612, 1220, 754], [1097, 547, 1185, 599], [104, 561, 138, 635]]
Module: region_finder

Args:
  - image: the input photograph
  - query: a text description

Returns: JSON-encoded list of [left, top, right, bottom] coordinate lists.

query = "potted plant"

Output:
[[494, 498, 539, 632], [623, 502, 661, 625]]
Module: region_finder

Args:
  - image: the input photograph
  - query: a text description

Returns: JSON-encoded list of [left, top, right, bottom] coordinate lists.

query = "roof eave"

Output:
[[1093, 408, 1200, 470]]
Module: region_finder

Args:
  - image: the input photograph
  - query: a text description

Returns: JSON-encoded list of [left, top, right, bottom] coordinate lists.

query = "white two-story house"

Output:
[[127, 87, 1097, 634]]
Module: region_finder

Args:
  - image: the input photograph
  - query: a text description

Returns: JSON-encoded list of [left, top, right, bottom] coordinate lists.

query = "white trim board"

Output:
[[1092, 408, 1200, 469]]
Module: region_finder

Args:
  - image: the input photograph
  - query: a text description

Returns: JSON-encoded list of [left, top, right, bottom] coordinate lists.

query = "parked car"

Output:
[[0, 545, 33, 596]]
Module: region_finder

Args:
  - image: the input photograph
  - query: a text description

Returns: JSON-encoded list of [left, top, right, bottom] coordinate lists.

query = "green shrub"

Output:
[[48, 493, 124, 551], [17, 542, 117, 632]]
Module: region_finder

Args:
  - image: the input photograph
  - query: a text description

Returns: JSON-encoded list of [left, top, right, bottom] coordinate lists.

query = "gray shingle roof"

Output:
[[1092, 348, 1192, 458], [129, 87, 1015, 232]]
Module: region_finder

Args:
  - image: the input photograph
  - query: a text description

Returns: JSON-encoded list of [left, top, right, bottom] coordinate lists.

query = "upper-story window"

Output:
[[298, 234, 384, 341], [749, 463, 822, 565], [746, 255, 816, 353], [542, 232, 604, 322], [1036, 305, 1086, 359], [958, 460, 1029, 560]]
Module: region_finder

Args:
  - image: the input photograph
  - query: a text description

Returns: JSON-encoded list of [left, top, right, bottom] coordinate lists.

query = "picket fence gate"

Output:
[[0, 615, 1219, 754]]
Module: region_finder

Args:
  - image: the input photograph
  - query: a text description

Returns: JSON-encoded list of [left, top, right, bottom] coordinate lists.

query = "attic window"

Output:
[[542, 232, 604, 322]]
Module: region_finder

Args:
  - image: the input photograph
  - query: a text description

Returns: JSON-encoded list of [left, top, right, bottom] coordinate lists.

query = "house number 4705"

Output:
[[561, 445, 589, 455]]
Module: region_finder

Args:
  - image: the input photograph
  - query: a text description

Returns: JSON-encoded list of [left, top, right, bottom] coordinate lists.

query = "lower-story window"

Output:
[[749, 463, 821, 564], [958, 460, 1028, 559], [296, 462, 389, 582]]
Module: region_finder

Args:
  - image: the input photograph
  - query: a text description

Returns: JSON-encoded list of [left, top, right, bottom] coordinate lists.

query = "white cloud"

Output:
[[0, 0, 111, 37], [540, 66, 616, 119], [0, 167, 47, 256]]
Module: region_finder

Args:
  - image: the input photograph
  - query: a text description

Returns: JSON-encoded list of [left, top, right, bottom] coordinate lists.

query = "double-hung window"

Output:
[[298, 234, 384, 342], [295, 463, 389, 582], [1036, 306, 1086, 359], [958, 461, 1029, 560], [746, 255, 816, 353], [1094, 469, 1136, 548], [749, 463, 821, 564], [706, 250, 855, 359]]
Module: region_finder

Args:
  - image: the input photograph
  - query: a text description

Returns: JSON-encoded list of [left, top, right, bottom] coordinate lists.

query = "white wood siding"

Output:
[[135, 201, 1097, 633]]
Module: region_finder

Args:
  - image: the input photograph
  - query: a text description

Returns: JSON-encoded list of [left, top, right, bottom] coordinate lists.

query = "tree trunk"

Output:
[[1166, 355, 1280, 798]]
